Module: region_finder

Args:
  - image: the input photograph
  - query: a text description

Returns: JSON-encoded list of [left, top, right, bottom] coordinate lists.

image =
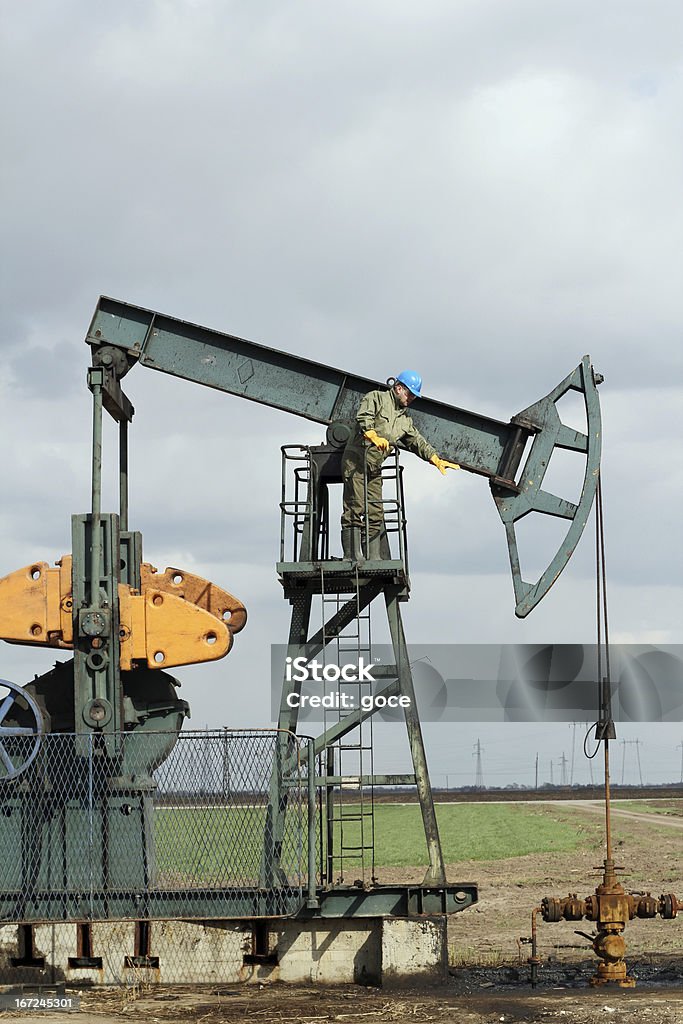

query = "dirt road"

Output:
[[557, 800, 683, 829]]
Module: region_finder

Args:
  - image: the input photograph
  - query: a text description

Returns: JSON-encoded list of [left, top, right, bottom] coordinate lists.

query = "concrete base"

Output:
[[0, 917, 447, 987]]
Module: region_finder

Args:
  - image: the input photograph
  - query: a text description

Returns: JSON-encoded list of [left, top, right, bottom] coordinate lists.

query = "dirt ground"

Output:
[[3, 801, 682, 1024], [22, 979, 683, 1024], [441, 800, 683, 972]]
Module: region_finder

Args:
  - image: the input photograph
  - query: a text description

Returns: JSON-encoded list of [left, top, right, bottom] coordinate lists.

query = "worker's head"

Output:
[[394, 370, 422, 406]]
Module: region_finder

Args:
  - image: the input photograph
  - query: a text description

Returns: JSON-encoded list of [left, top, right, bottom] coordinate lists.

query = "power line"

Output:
[[475, 741, 485, 786], [560, 752, 569, 787], [620, 739, 644, 786]]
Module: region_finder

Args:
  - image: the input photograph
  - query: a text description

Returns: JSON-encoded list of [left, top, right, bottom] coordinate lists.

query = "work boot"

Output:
[[367, 529, 391, 560], [342, 527, 365, 562]]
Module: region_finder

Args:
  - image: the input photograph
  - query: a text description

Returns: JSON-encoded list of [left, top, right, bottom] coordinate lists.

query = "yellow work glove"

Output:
[[364, 429, 391, 452], [430, 454, 460, 475]]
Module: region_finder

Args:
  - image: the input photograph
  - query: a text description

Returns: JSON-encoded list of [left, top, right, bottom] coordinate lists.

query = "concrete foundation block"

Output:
[[272, 919, 381, 985], [0, 915, 447, 988], [0, 923, 51, 987], [91, 923, 135, 985], [381, 916, 448, 987], [150, 921, 250, 984]]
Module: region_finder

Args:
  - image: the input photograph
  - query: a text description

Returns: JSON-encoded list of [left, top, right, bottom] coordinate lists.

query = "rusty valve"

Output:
[[541, 888, 680, 926], [541, 894, 586, 922], [537, 875, 681, 988]]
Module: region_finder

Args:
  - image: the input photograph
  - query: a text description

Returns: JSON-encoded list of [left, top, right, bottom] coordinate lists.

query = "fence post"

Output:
[[306, 738, 319, 910]]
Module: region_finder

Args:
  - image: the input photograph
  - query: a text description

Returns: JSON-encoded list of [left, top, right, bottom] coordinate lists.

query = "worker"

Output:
[[341, 371, 460, 561]]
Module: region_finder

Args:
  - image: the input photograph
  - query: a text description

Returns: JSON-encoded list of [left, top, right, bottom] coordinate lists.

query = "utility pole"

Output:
[[535, 752, 539, 791], [550, 760, 554, 786], [678, 742, 683, 784], [570, 722, 577, 786], [473, 739, 484, 790], [635, 739, 644, 787], [620, 739, 644, 786], [560, 752, 569, 787]]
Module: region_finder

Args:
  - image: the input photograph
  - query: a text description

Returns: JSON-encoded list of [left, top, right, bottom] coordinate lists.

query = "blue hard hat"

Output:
[[395, 370, 422, 397]]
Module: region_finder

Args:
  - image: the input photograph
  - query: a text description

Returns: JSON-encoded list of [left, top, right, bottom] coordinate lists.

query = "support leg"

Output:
[[261, 592, 313, 887], [384, 586, 446, 886]]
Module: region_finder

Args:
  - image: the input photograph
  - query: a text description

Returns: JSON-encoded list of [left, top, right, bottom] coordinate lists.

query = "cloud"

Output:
[[0, 0, 680, 776]]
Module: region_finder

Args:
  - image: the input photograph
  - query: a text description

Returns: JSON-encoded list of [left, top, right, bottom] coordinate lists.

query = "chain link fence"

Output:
[[0, 729, 315, 923]]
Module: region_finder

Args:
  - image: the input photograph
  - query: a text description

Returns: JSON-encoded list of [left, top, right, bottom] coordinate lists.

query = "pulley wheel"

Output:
[[0, 678, 44, 780]]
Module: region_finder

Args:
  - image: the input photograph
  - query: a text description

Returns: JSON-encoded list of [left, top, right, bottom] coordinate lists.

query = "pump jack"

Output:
[[0, 296, 602, 920]]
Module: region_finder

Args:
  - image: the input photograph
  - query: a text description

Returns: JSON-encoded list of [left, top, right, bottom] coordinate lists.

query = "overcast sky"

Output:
[[1, 0, 682, 790]]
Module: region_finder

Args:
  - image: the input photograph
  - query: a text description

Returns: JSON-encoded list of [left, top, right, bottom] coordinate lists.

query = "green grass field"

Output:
[[152, 801, 590, 884], [343, 803, 589, 866], [154, 805, 307, 884]]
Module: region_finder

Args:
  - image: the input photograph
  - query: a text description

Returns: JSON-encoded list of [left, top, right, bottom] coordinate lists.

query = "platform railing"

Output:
[[279, 444, 408, 568]]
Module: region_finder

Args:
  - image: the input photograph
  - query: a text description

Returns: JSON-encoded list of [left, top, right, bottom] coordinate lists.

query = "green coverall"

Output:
[[341, 388, 437, 542]]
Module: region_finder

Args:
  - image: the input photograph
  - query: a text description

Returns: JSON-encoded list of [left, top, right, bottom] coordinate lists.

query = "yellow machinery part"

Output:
[[0, 558, 73, 647], [0, 557, 241, 671], [139, 564, 247, 634], [118, 586, 232, 671]]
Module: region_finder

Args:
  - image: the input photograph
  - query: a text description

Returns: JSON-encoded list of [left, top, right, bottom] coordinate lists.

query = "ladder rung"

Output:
[[336, 811, 374, 818]]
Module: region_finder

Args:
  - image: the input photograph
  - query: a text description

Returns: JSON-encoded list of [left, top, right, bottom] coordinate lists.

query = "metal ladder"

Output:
[[319, 565, 376, 884]]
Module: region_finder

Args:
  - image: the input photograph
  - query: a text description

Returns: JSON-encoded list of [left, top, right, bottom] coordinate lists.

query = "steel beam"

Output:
[[87, 296, 522, 482], [85, 297, 603, 617], [0, 882, 477, 922]]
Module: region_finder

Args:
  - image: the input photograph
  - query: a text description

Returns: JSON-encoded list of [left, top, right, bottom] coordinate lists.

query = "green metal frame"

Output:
[[0, 883, 477, 923], [492, 356, 602, 617], [273, 446, 447, 887], [85, 296, 602, 616], [71, 512, 123, 754], [0, 298, 604, 932]]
